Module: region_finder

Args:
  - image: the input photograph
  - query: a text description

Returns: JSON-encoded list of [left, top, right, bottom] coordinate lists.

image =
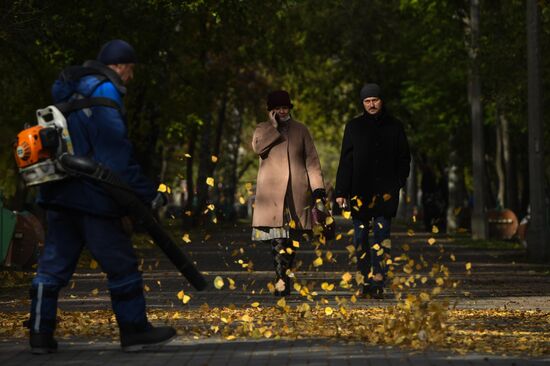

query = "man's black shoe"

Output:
[[361, 283, 371, 297], [120, 324, 177, 352], [30, 332, 58, 354], [361, 283, 384, 299], [371, 286, 384, 299]]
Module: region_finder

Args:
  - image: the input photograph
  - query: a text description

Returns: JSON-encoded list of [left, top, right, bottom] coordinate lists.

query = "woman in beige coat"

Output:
[[251, 90, 326, 296]]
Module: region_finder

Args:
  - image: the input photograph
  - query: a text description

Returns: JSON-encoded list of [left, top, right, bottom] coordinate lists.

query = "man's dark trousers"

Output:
[[353, 216, 391, 286], [29, 208, 147, 334]]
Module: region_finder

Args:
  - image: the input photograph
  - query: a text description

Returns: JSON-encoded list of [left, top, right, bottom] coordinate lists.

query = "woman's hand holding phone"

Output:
[[269, 110, 278, 128]]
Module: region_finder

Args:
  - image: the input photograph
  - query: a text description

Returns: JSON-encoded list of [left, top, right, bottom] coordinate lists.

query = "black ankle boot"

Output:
[[120, 323, 177, 352], [274, 276, 291, 297], [271, 239, 293, 297], [30, 332, 58, 354]]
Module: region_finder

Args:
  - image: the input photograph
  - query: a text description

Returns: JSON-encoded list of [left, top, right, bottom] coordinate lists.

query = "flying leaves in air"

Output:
[[177, 290, 191, 304], [158, 183, 171, 193], [313, 257, 323, 267], [214, 276, 224, 289]]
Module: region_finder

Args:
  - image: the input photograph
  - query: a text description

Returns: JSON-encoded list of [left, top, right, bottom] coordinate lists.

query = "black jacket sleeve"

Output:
[[335, 122, 353, 198]]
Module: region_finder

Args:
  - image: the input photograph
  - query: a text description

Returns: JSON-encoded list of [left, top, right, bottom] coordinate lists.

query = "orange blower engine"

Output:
[[14, 106, 73, 186]]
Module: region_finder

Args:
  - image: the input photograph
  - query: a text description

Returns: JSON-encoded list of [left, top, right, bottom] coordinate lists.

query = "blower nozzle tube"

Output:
[[59, 154, 208, 291]]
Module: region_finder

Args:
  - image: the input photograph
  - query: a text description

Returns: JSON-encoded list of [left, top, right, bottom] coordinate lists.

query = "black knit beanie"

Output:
[[97, 40, 138, 65], [359, 83, 382, 101]]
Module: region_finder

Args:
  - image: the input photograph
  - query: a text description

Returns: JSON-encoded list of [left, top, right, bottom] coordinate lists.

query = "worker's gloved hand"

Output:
[[151, 191, 169, 210]]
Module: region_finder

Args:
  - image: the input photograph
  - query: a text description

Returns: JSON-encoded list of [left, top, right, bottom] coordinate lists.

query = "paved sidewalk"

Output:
[[1, 337, 549, 365], [1, 217, 549, 364]]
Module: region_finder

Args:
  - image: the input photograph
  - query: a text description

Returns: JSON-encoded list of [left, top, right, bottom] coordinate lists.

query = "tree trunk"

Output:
[[212, 95, 229, 220], [495, 106, 505, 209], [195, 114, 213, 222], [526, 0, 550, 262], [402, 155, 417, 221], [213, 94, 228, 159], [469, 0, 488, 239], [518, 154, 530, 216], [447, 134, 460, 233], [500, 112, 518, 212], [183, 124, 197, 227], [226, 105, 245, 219]]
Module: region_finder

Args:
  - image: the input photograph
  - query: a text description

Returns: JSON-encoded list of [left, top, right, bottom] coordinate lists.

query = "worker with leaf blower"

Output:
[[20, 40, 178, 353]]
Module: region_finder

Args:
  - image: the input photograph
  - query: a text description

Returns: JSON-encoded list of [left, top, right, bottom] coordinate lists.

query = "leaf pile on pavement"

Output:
[[0, 271, 33, 288], [1, 307, 548, 356]]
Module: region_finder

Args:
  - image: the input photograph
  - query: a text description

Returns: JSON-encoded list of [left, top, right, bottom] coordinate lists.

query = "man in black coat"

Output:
[[335, 83, 411, 298]]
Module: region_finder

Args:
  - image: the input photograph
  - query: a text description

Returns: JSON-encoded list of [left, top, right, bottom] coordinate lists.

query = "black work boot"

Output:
[[30, 332, 58, 354], [120, 323, 177, 352], [271, 239, 294, 297]]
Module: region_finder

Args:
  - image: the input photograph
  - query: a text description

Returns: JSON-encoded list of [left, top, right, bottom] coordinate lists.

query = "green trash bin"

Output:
[[0, 192, 17, 265]]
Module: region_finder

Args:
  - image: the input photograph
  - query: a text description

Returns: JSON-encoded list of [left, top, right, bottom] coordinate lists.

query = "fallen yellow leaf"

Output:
[[214, 276, 224, 289]]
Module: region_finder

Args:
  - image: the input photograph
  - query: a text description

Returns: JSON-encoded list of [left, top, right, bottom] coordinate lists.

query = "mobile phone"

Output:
[[275, 113, 280, 122]]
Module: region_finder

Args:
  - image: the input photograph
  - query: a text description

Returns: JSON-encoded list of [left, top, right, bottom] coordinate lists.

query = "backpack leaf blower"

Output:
[[14, 104, 207, 291]]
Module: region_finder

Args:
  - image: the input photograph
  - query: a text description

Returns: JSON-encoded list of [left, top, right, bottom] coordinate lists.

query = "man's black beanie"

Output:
[[97, 40, 137, 65], [359, 83, 382, 101]]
